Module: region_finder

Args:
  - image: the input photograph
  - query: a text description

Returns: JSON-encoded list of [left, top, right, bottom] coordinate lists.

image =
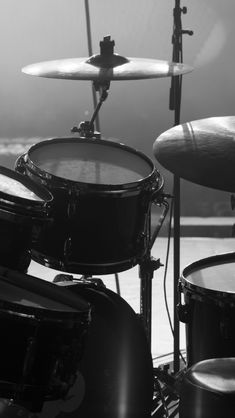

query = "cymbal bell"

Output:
[[153, 116, 235, 193]]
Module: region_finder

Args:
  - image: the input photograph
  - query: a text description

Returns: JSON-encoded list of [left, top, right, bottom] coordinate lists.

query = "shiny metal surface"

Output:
[[153, 116, 235, 192], [22, 55, 193, 81]]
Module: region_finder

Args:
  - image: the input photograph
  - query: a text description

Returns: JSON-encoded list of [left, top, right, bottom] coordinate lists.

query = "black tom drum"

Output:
[[179, 252, 235, 367], [0, 166, 52, 271], [0, 265, 90, 413], [16, 137, 163, 274]]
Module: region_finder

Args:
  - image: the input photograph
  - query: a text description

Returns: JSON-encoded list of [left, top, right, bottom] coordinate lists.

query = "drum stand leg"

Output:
[[139, 253, 162, 348]]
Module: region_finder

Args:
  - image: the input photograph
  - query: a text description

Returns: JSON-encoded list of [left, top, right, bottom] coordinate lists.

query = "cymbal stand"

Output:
[[71, 36, 118, 139], [84, 0, 100, 132], [71, 81, 110, 139], [139, 193, 169, 346], [169, 0, 193, 374]]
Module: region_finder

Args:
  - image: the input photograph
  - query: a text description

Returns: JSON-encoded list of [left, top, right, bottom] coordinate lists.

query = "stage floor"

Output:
[[28, 237, 235, 360]]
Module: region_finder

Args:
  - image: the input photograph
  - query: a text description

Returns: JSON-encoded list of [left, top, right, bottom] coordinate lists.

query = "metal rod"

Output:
[[139, 214, 153, 346], [170, 1, 193, 373], [84, 0, 100, 132], [171, 0, 183, 374]]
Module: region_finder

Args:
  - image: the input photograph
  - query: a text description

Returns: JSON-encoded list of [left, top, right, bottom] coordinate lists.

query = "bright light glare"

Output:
[[194, 21, 226, 67]]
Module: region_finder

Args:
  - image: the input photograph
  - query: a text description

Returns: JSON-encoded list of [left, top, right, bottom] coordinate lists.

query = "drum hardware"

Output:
[[71, 79, 110, 139], [0, 399, 30, 418], [152, 366, 187, 418], [84, 0, 100, 133], [139, 255, 163, 345], [71, 120, 101, 139], [167, 0, 193, 376], [177, 297, 191, 324], [231, 194, 235, 210], [230, 195, 235, 237], [139, 191, 171, 345], [54, 274, 105, 289]]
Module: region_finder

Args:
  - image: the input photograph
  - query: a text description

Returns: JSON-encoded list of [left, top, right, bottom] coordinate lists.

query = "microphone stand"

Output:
[[169, 0, 193, 373]]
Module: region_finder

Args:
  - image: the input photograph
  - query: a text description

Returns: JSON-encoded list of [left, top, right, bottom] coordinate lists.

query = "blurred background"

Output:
[[0, 0, 234, 217]]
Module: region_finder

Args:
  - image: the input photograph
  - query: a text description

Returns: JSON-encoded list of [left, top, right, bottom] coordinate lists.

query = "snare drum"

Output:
[[16, 137, 163, 275], [0, 166, 52, 271], [0, 266, 90, 413], [179, 252, 235, 367]]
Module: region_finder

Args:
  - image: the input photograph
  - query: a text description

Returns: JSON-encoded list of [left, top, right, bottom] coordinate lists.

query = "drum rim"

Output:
[[0, 298, 89, 323], [25, 137, 161, 191], [0, 264, 91, 313], [180, 251, 235, 302], [31, 248, 143, 275], [0, 166, 53, 216]]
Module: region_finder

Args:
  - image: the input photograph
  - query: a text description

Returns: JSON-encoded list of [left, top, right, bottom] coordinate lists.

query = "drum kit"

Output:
[[0, 9, 234, 418]]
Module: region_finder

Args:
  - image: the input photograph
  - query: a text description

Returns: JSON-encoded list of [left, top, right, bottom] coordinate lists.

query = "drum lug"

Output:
[[64, 237, 72, 259], [15, 154, 27, 174], [177, 302, 191, 323], [220, 314, 231, 340], [67, 201, 77, 219], [150, 172, 165, 204], [23, 336, 36, 378], [67, 188, 79, 219], [137, 232, 147, 251]]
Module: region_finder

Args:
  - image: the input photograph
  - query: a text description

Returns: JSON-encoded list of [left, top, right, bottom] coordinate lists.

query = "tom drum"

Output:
[[179, 252, 235, 367], [16, 137, 163, 274]]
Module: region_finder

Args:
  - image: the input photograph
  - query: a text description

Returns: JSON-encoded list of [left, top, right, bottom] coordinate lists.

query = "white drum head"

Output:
[[29, 139, 153, 185], [0, 173, 43, 201], [0, 279, 78, 312], [183, 254, 235, 295]]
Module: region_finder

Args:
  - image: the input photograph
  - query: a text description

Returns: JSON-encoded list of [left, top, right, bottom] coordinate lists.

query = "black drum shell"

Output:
[[16, 138, 162, 274], [41, 281, 154, 418], [0, 266, 91, 412], [0, 166, 52, 271], [179, 252, 235, 367]]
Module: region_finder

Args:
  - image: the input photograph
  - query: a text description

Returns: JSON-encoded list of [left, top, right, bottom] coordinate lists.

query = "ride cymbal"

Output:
[[153, 116, 235, 192]]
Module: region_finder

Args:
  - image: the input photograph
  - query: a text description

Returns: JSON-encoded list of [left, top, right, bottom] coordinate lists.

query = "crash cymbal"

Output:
[[22, 36, 193, 81], [153, 116, 235, 193], [22, 56, 193, 81]]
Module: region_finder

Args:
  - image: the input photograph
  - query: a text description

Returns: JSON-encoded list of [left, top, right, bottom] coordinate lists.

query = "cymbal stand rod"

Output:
[[139, 252, 163, 347], [140, 195, 168, 345], [72, 83, 110, 138], [169, 0, 193, 373], [84, 0, 100, 132], [88, 82, 109, 129], [150, 198, 170, 249]]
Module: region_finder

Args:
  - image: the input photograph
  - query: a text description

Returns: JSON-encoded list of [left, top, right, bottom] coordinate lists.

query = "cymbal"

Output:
[[22, 55, 193, 81], [153, 116, 235, 192]]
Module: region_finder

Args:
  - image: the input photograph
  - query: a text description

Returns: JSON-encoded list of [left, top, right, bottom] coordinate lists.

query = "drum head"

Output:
[[0, 166, 51, 205], [27, 137, 155, 186], [0, 166, 52, 222], [181, 252, 235, 302], [0, 279, 78, 313], [0, 265, 90, 318]]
